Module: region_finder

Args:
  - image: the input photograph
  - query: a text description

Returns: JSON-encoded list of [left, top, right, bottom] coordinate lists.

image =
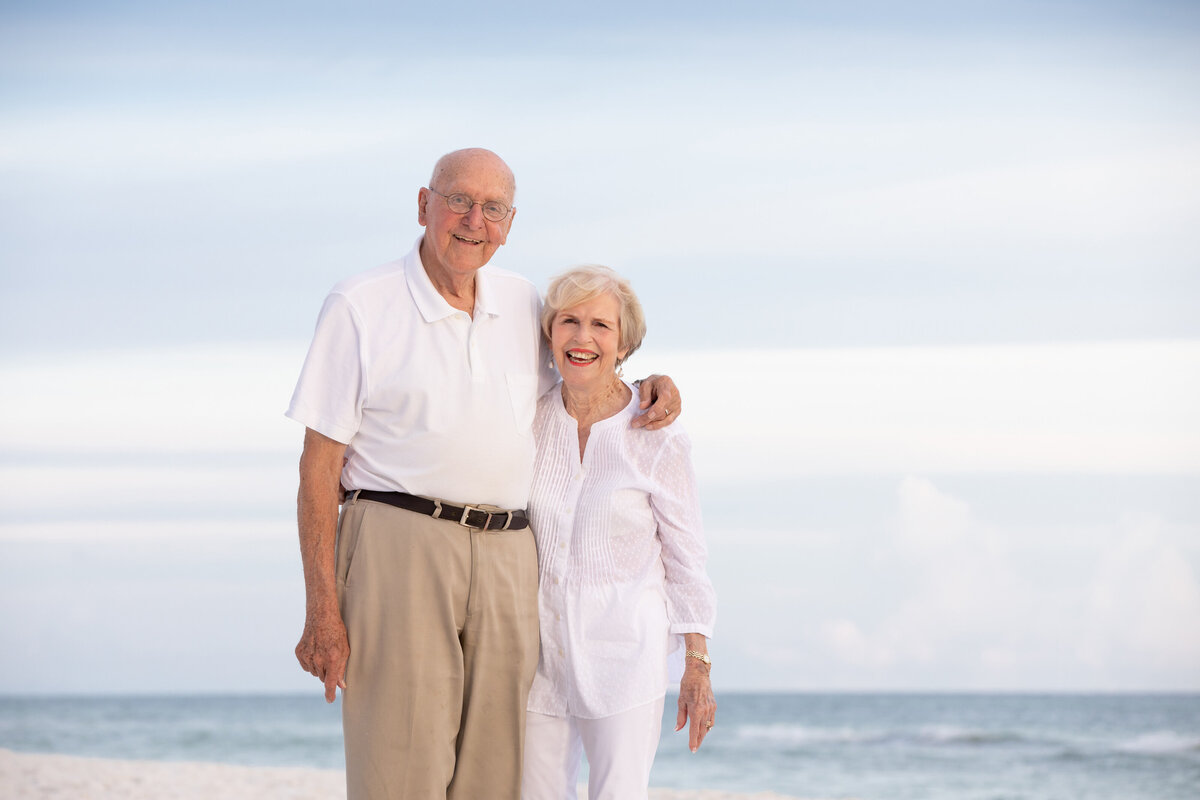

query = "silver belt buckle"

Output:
[[458, 504, 484, 528], [456, 505, 513, 530]]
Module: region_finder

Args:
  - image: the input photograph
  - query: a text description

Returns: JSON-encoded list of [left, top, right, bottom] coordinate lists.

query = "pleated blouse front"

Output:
[[525, 382, 716, 719]]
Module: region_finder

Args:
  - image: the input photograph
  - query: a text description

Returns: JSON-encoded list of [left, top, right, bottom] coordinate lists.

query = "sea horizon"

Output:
[[4, 687, 1198, 699]]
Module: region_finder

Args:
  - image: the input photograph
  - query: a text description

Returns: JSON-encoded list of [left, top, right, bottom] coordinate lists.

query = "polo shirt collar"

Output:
[[405, 236, 501, 322]]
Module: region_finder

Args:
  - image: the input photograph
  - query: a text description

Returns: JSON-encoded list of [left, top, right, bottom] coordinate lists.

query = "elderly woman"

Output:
[[521, 265, 717, 800]]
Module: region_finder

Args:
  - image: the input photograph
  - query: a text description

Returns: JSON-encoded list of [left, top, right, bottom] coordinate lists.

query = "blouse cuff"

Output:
[[669, 622, 714, 638]]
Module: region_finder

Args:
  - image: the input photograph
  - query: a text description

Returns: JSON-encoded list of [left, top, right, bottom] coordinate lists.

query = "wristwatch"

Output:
[[686, 650, 712, 669]]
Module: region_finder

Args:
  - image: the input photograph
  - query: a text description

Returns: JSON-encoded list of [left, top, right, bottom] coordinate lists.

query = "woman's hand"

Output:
[[675, 660, 716, 752]]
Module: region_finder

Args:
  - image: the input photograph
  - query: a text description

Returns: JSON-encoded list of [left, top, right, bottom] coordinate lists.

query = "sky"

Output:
[[1, 1, 1198, 694]]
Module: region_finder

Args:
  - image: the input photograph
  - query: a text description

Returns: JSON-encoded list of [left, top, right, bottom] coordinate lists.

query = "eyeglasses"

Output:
[[427, 187, 513, 222]]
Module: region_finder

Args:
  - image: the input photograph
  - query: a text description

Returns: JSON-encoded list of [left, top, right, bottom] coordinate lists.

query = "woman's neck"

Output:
[[562, 376, 631, 461], [561, 376, 630, 427]]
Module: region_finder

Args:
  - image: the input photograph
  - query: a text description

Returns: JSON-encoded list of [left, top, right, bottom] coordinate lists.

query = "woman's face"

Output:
[[550, 292, 629, 393]]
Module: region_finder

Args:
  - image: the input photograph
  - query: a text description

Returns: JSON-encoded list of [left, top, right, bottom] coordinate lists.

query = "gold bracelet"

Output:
[[685, 650, 712, 669]]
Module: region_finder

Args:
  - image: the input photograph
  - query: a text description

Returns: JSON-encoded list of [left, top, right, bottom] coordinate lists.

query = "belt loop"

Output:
[[432, 498, 443, 519], [349, 489, 361, 504]]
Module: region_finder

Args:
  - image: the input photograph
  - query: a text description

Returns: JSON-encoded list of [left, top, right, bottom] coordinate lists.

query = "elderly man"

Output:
[[287, 148, 679, 800]]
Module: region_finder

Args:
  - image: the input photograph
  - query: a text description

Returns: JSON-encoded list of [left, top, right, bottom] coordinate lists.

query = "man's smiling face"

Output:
[[417, 149, 516, 288]]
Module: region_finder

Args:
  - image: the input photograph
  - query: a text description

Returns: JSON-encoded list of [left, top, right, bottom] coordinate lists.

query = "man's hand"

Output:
[[295, 608, 350, 703], [631, 373, 681, 430]]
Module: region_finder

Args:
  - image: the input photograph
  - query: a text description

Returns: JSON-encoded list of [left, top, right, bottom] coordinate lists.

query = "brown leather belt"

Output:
[[351, 490, 529, 531]]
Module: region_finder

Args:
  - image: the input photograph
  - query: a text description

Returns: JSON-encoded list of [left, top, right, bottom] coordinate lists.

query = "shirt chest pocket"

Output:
[[506, 373, 538, 435]]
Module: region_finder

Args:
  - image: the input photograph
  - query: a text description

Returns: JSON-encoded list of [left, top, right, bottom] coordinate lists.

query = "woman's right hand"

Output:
[[675, 662, 716, 752]]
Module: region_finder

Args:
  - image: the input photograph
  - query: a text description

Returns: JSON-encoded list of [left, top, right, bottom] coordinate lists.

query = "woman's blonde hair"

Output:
[[541, 265, 647, 366]]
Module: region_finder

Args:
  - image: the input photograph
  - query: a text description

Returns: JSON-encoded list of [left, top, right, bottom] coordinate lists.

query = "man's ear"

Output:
[[417, 187, 430, 227]]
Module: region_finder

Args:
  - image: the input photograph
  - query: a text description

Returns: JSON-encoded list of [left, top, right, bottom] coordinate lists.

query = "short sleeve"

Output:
[[285, 292, 366, 444]]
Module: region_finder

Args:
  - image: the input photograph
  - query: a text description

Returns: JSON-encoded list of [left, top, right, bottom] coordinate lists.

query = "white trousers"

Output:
[[521, 696, 666, 800]]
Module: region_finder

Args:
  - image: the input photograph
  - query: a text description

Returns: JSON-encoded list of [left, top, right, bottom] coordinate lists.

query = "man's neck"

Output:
[[419, 241, 476, 315]]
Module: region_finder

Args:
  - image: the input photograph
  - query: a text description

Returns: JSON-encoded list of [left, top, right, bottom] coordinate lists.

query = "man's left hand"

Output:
[[631, 374, 681, 430]]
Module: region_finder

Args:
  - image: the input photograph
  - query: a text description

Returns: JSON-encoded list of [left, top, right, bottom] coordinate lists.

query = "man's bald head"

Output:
[[429, 148, 516, 203]]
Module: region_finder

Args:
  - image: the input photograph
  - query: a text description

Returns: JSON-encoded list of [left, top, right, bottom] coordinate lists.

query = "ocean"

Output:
[[2, 693, 1198, 799]]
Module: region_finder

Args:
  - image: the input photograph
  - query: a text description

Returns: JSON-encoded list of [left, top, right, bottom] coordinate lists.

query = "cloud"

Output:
[[3, 343, 1199, 691], [1084, 515, 1200, 676], [809, 147, 1200, 259], [869, 479, 1030, 674], [656, 340, 1200, 479], [0, 517, 310, 694], [818, 619, 896, 670], [791, 478, 1200, 690], [703, 471, 1198, 691], [0, 344, 304, 454], [896, 476, 971, 551], [1, 340, 1196, 526], [0, 111, 406, 174], [5, 13, 1197, 356]]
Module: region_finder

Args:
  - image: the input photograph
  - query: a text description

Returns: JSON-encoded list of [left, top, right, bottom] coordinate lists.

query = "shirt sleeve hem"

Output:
[[284, 407, 357, 445]]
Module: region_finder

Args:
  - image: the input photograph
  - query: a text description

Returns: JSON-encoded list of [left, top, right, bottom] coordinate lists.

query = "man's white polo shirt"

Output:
[[287, 239, 555, 510]]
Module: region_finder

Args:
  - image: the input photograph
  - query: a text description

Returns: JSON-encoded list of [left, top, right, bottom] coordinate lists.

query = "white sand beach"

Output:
[[0, 749, 819, 800]]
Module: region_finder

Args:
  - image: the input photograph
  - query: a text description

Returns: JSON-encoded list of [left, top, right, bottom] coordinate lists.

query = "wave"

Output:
[[736, 723, 1200, 760], [1115, 732, 1200, 755], [734, 723, 1035, 749], [917, 724, 1029, 746], [735, 723, 890, 746]]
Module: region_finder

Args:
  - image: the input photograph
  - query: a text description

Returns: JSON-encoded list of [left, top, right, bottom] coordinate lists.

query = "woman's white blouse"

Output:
[[525, 383, 717, 719]]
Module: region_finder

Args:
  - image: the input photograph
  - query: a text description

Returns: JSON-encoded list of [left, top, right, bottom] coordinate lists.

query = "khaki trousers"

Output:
[[336, 496, 540, 800]]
